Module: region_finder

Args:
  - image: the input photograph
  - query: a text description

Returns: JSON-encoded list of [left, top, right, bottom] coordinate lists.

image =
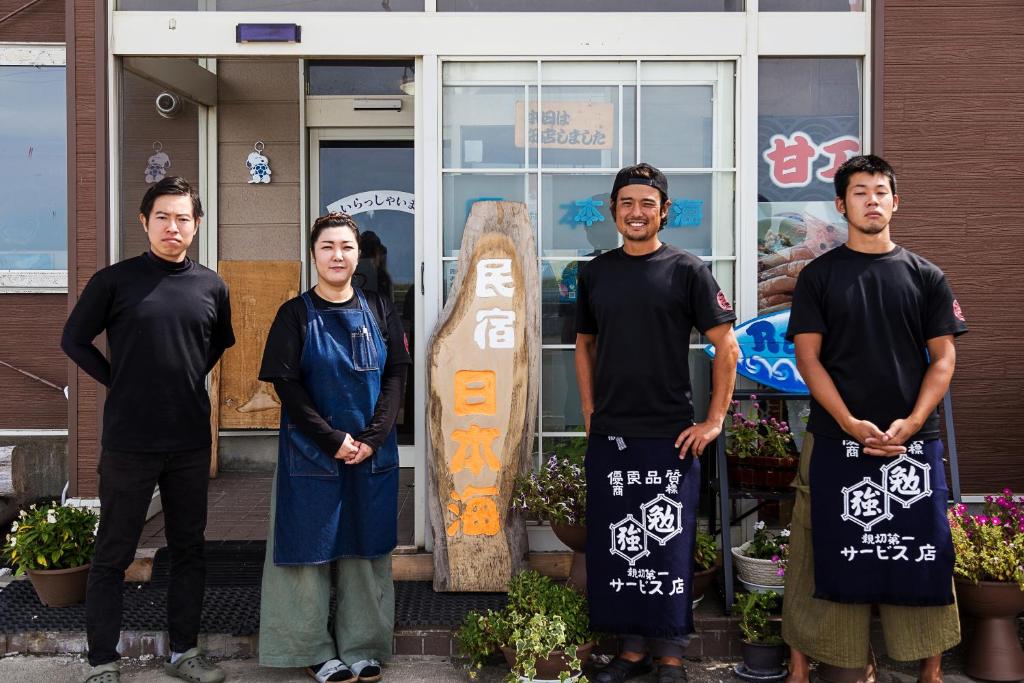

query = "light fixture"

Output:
[[399, 65, 415, 96], [236, 23, 301, 43]]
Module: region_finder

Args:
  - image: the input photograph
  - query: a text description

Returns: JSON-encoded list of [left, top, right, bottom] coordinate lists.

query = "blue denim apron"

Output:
[[273, 289, 399, 565]]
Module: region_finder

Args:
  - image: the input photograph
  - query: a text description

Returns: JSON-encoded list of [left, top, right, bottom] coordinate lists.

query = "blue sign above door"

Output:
[[703, 308, 807, 394]]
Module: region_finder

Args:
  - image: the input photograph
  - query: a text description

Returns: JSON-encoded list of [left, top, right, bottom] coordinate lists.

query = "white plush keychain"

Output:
[[145, 141, 171, 184], [246, 141, 272, 184]]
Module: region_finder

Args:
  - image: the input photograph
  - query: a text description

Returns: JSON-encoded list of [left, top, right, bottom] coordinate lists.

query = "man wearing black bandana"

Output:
[[575, 163, 738, 683]]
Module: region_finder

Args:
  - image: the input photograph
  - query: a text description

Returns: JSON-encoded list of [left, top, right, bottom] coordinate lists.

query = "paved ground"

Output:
[[0, 654, 979, 683]]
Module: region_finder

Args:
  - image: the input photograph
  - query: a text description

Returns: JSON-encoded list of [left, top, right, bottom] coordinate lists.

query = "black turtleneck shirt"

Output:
[[62, 252, 235, 453]]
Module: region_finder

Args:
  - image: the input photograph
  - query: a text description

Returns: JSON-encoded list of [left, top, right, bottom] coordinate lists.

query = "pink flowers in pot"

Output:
[[948, 489, 1024, 589]]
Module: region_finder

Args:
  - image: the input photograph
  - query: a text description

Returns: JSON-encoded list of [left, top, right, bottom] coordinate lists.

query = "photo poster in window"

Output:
[[757, 116, 858, 314]]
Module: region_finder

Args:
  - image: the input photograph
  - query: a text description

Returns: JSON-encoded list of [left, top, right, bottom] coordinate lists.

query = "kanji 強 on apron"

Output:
[[585, 435, 700, 638], [273, 289, 399, 565], [809, 436, 954, 605]]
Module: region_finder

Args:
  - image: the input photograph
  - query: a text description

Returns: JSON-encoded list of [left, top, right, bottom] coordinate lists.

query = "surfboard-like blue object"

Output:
[[704, 308, 807, 393]]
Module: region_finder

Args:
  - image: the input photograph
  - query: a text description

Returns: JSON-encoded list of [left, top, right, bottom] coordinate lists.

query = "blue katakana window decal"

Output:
[[669, 199, 703, 228], [559, 197, 605, 227]]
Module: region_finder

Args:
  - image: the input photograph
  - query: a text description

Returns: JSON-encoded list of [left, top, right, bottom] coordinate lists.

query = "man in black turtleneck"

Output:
[[62, 177, 234, 683]]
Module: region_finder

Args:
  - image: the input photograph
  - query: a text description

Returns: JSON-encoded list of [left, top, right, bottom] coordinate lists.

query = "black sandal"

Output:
[[593, 654, 653, 683], [658, 662, 688, 683]]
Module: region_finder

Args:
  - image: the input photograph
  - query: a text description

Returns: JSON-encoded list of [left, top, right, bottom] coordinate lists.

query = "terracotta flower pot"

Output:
[[501, 641, 594, 682], [955, 579, 1024, 681], [26, 563, 90, 607], [551, 522, 587, 594], [691, 563, 719, 607]]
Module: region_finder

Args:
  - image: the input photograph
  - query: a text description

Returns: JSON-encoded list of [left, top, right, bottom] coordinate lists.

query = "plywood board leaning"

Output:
[[218, 260, 300, 430]]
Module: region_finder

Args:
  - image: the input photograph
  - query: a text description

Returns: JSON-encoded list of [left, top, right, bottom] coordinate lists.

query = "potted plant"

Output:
[[947, 490, 1024, 681], [733, 590, 787, 681], [456, 569, 594, 682], [691, 529, 720, 607], [2, 501, 98, 607], [512, 440, 588, 590], [731, 521, 788, 592], [726, 396, 797, 490]]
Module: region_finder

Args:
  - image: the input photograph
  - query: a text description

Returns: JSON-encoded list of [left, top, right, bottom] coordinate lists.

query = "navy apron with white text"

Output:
[[273, 289, 399, 565], [809, 435, 953, 605], [586, 435, 699, 638]]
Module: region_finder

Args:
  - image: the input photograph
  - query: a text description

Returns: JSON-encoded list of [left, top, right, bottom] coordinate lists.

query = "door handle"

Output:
[[420, 261, 424, 295]]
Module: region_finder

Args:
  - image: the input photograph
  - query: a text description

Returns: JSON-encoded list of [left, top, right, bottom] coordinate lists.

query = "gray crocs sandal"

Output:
[[84, 662, 119, 683], [351, 659, 383, 682], [164, 647, 226, 683]]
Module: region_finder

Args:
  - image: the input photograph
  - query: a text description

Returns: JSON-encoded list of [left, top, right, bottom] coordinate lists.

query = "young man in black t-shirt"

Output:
[[576, 164, 739, 683], [63, 178, 234, 683], [783, 156, 967, 683]]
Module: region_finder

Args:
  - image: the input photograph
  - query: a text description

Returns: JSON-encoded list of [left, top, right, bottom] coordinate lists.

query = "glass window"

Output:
[[442, 60, 735, 445], [437, 0, 742, 9], [308, 60, 413, 96], [442, 173, 532, 256], [757, 57, 861, 314], [0, 61, 67, 272], [540, 174, 617, 257], [443, 86, 528, 169], [760, 0, 862, 10], [641, 86, 714, 169], [542, 349, 585, 432]]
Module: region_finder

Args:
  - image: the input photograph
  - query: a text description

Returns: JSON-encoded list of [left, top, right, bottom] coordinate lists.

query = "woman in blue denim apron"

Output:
[[257, 213, 409, 683]]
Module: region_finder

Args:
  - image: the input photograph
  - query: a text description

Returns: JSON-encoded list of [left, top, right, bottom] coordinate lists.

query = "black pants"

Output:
[[86, 447, 210, 666]]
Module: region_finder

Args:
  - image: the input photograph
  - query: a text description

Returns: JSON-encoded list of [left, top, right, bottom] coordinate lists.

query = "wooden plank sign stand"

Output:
[[427, 201, 539, 592]]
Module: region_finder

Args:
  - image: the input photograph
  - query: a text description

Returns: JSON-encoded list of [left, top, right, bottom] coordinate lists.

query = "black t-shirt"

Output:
[[259, 288, 411, 454], [61, 252, 235, 452], [576, 244, 737, 437], [786, 244, 968, 440]]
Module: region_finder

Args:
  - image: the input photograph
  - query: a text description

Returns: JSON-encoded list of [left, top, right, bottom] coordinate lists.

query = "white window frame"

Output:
[[0, 43, 68, 294]]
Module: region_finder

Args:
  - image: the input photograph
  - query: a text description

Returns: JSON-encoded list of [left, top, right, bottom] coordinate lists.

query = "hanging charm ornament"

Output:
[[145, 141, 171, 184], [246, 140, 272, 184]]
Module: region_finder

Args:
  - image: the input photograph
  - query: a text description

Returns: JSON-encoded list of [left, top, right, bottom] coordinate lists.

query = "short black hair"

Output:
[[310, 212, 361, 251], [834, 155, 897, 199], [139, 176, 204, 221], [609, 163, 671, 229]]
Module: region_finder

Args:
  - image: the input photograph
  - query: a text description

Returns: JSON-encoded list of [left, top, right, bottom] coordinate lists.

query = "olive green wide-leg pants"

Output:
[[258, 473, 395, 668], [781, 434, 960, 667]]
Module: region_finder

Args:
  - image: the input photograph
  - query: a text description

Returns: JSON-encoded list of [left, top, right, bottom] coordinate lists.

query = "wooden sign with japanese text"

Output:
[[427, 201, 539, 592]]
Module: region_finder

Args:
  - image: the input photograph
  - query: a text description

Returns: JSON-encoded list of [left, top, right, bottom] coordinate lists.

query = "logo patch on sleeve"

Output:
[[716, 290, 733, 312], [952, 299, 965, 322]]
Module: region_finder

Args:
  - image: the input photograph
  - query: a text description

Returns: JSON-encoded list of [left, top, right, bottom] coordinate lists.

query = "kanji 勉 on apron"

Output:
[[273, 289, 399, 565], [809, 435, 954, 605], [585, 435, 700, 638]]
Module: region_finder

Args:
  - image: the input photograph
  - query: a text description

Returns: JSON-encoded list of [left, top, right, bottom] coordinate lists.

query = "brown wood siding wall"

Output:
[[0, 296, 67, 427], [0, 0, 64, 42], [883, 1, 1024, 493], [67, 0, 105, 496]]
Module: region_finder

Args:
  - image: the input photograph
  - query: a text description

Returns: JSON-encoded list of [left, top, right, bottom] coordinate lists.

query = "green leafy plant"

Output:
[[742, 521, 790, 579], [948, 490, 1024, 589], [695, 529, 719, 571], [512, 440, 587, 526], [734, 590, 782, 645], [727, 396, 795, 459], [2, 502, 98, 575], [455, 570, 592, 682]]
